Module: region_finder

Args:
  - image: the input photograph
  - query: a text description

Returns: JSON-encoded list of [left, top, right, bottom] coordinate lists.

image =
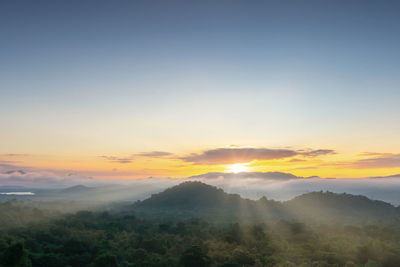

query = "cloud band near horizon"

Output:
[[180, 147, 335, 165]]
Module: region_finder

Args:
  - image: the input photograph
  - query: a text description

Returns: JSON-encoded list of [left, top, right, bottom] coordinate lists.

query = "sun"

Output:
[[226, 163, 251, 173]]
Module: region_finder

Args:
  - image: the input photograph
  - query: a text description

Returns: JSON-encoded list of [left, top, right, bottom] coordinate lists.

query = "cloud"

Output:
[[3, 161, 400, 205], [99, 151, 173, 163], [136, 151, 173, 157], [179, 171, 400, 205], [0, 162, 30, 171], [0, 165, 94, 187], [352, 153, 400, 168], [1, 154, 31, 157], [5, 170, 26, 175], [100, 156, 133, 164], [358, 152, 390, 156], [290, 166, 319, 170], [180, 147, 335, 165], [289, 159, 307, 162], [189, 171, 304, 180], [300, 149, 336, 157], [0, 161, 19, 167]]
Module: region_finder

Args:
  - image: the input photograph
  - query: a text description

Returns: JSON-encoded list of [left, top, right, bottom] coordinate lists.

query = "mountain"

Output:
[[133, 181, 400, 224], [183, 172, 400, 205], [284, 191, 400, 224], [134, 181, 235, 209], [188, 171, 305, 180], [133, 181, 286, 221], [60, 184, 92, 194]]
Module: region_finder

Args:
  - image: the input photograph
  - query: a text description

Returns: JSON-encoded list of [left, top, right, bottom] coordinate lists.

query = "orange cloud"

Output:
[[180, 147, 335, 165], [99, 156, 134, 164], [352, 153, 400, 168]]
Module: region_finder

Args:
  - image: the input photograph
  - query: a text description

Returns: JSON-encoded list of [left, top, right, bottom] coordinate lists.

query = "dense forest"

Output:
[[1, 182, 400, 266]]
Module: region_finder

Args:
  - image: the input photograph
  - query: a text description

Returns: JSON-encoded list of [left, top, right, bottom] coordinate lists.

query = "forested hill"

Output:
[[133, 181, 400, 224], [284, 191, 400, 224], [134, 181, 240, 209], [133, 181, 286, 221]]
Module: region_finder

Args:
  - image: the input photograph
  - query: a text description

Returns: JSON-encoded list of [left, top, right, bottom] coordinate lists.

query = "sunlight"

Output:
[[226, 163, 251, 173]]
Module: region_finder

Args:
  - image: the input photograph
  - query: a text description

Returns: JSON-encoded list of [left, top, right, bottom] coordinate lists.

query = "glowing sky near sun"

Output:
[[1, 1, 400, 181]]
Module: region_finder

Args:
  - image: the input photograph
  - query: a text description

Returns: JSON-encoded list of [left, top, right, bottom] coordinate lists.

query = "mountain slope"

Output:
[[60, 184, 92, 194], [135, 181, 238, 209], [132, 181, 400, 224], [284, 191, 400, 224], [133, 181, 286, 221]]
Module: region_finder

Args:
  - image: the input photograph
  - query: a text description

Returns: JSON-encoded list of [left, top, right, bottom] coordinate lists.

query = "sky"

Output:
[[1, 0, 400, 182]]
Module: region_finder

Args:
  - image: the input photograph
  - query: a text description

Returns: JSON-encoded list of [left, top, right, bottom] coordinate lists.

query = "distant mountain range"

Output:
[[3, 170, 400, 204], [186, 172, 400, 205], [188, 171, 308, 180], [1, 179, 400, 224], [188, 171, 400, 180], [60, 184, 93, 194], [133, 181, 400, 225], [3, 170, 400, 217]]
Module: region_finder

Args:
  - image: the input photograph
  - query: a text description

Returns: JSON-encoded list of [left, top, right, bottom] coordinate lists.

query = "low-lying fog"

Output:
[[2, 172, 400, 206]]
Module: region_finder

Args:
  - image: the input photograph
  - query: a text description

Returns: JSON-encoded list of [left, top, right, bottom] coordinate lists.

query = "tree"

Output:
[[180, 245, 210, 267], [232, 248, 255, 266], [92, 252, 118, 267], [2, 240, 31, 267]]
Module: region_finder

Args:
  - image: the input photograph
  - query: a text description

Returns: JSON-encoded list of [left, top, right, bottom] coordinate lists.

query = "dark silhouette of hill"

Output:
[[60, 185, 92, 194], [134, 181, 235, 209], [284, 191, 400, 224], [133, 181, 400, 224], [133, 181, 286, 221]]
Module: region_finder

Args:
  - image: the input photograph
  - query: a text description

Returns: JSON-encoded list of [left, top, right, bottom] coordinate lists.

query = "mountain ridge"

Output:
[[188, 171, 315, 180], [133, 181, 400, 224]]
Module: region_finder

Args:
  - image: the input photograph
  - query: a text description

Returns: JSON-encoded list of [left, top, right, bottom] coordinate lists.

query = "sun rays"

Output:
[[225, 163, 252, 174]]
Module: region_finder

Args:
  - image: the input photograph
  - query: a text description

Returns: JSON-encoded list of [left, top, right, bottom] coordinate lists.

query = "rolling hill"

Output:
[[133, 181, 400, 224]]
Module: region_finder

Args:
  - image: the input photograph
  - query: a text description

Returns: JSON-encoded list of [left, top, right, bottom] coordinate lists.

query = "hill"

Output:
[[133, 181, 286, 221], [134, 181, 236, 209], [133, 181, 400, 224], [284, 191, 400, 224], [60, 185, 92, 194]]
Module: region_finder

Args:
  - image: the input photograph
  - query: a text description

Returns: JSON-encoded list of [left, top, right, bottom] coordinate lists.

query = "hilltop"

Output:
[[133, 181, 400, 224], [284, 191, 400, 224], [60, 185, 92, 194]]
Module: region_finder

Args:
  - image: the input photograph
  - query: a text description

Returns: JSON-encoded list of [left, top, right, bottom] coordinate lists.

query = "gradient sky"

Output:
[[1, 0, 400, 180]]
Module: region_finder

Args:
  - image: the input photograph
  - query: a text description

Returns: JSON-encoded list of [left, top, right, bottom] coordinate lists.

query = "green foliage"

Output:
[[1, 239, 31, 267], [1, 208, 400, 266], [232, 248, 255, 265], [92, 252, 118, 267], [2, 182, 400, 266], [0, 201, 56, 230], [180, 245, 210, 267], [285, 191, 400, 224], [133, 182, 400, 225]]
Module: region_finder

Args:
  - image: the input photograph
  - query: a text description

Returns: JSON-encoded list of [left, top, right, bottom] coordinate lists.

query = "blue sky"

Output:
[[1, 0, 400, 178]]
